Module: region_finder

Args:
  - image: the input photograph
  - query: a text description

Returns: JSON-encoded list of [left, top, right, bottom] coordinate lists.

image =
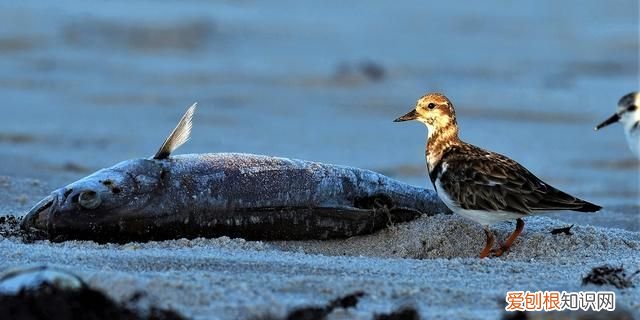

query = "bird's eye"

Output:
[[427, 103, 436, 109], [628, 104, 637, 112], [78, 191, 101, 209]]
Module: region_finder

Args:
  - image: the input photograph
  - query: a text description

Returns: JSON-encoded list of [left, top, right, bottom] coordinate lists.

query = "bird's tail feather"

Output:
[[533, 188, 601, 213]]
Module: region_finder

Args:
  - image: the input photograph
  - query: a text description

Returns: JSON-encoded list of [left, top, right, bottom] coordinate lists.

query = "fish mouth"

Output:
[[20, 194, 56, 238]]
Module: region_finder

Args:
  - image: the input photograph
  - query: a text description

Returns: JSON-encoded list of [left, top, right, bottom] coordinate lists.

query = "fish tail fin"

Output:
[[153, 103, 197, 160]]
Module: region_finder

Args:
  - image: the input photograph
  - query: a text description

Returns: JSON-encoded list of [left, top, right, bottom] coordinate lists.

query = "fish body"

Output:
[[21, 105, 446, 242], [22, 153, 444, 242]]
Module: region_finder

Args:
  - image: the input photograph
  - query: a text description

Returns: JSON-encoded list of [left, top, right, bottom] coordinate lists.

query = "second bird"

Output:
[[394, 92, 601, 258], [595, 91, 640, 159]]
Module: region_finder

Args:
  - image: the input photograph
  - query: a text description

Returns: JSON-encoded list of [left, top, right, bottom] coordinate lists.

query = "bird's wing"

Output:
[[439, 145, 599, 214]]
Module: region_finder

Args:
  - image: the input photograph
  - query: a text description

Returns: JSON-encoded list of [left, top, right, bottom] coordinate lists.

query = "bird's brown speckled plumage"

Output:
[[395, 92, 601, 258], [432, 142, 599, 214]]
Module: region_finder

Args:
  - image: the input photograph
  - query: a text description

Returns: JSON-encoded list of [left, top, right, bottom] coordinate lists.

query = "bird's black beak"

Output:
[[595, 113, 620, 130], [394, 109, 418, 122]]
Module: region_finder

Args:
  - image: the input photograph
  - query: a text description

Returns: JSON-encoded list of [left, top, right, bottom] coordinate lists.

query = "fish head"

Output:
[[21, 158, 165, 241]]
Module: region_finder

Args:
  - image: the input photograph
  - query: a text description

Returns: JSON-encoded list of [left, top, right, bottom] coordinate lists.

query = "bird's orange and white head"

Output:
[[394, 92, 458, 136]]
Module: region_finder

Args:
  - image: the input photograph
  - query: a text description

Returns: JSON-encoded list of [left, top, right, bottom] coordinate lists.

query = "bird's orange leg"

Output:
[[492, 219, 525, 257], [479, 226, 495, 259]]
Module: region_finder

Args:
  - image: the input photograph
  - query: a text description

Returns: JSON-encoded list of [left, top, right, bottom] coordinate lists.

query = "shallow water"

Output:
[[0, 1, 638, 228]]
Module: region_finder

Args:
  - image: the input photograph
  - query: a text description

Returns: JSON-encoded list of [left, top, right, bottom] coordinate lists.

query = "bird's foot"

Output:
[[490, 219, 525, 257], [489, 244, 510, 257], [479, 227, 495, 259]]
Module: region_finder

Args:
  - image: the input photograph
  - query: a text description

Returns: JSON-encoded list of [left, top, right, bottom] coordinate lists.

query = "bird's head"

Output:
[[595, 91, 639, 131], [394, 92, 457, 134]]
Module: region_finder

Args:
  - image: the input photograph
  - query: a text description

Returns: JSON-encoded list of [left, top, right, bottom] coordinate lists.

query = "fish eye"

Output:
[[427, 103, 436, 109], [78, 191, 101, 209], [628, 104, 637, 112]]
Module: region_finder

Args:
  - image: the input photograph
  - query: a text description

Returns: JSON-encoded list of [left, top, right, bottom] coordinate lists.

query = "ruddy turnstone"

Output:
[[595, 92, 640, 159], [394, 92, 601, 258]]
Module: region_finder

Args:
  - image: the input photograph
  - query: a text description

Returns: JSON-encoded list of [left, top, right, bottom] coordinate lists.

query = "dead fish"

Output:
[[21, 104, 447, 242]]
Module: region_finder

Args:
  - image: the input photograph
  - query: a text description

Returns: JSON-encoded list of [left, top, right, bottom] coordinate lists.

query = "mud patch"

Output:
[[0, 37, 38, 53], [568, 61, 634, 77], [63, 18, 215, 52], [60, 162, 92, 173], [334, 60, 386, 84], [0, 132, 37, 144], [582, 265, 639, 289], [573, 158, 640, 170]]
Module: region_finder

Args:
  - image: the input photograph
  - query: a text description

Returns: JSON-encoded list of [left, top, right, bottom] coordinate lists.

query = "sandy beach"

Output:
[[1, 176, 639, 319]]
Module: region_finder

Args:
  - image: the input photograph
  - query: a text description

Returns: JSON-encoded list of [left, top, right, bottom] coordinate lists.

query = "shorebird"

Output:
[[394, 92, 601, 258], [595, 92, 640, 159]]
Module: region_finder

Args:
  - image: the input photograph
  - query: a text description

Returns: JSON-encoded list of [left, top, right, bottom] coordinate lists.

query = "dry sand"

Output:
[[1, 176, 639, 319]]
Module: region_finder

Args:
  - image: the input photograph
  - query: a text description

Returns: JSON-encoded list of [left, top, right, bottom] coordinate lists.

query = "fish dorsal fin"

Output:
[[153, 103, 196, 160]]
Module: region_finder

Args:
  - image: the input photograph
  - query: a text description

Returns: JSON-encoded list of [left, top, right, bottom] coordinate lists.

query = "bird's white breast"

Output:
[[620, 107, 640, 158], [625, 131, 639, 158], [623, 122, 640, 158]]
